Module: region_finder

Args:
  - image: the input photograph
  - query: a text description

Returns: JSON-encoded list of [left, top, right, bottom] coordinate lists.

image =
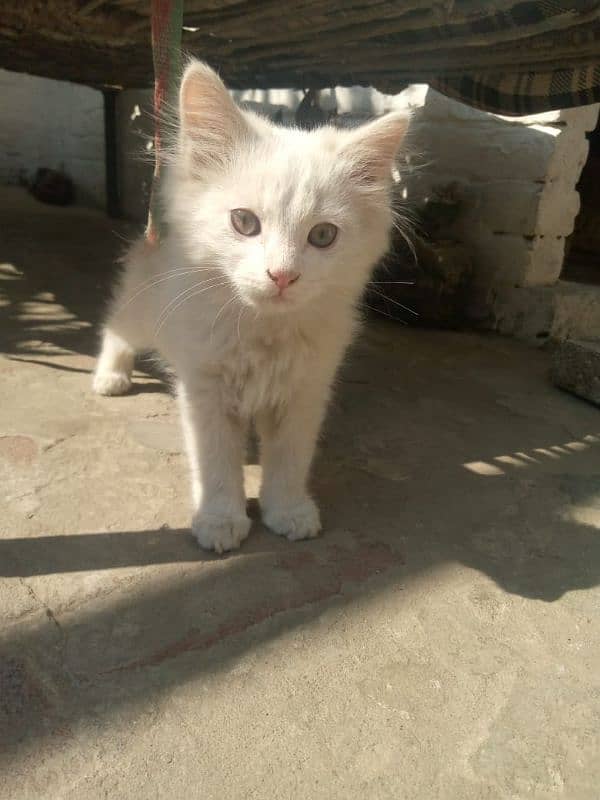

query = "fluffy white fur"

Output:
[[93, 61, 408, 553]]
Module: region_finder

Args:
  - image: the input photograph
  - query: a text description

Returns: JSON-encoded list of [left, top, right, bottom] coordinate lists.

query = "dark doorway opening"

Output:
[[562, 115, 600, 286]]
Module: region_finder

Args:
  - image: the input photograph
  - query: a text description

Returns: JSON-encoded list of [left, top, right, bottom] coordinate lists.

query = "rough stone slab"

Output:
[[552, 339, 600, 405]]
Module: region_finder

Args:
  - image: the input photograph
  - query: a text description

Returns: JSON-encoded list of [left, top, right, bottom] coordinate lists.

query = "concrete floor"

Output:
[[1, 188, 600, 799]]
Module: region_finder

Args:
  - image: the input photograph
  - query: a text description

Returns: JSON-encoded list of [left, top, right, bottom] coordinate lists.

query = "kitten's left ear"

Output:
[[341, 112, 409, 184]]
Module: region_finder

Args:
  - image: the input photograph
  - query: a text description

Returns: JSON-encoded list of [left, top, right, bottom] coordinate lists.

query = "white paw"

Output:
[[93, 370, 132, 396], [192, 512, 251, 553], [262, 497, 321, 541]]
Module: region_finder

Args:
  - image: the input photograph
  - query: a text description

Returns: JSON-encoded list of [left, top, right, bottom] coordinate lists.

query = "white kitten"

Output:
[[93, 61, 408, 553]]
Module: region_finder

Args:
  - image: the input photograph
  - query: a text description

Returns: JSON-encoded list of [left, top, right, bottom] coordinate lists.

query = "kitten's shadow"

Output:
[[0, 500, 275, 577], [126, 380, 170, 396]]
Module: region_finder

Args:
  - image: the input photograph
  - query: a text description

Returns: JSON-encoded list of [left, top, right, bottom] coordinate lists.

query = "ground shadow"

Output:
[[1, 423, 599, 758], [0, 197, 128, 360], [0, 195, 171, 390], [2, 191, 600, 762], [2, 438, 599, 595]]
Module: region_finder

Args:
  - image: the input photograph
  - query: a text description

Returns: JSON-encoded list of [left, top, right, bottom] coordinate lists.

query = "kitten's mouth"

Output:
[[242, 284, 301, 312], [256, 288, 298, 312], [266, 285, 295, 302]]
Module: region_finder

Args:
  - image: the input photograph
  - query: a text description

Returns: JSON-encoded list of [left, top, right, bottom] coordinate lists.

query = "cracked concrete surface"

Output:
[[1, 188, 600, 799]]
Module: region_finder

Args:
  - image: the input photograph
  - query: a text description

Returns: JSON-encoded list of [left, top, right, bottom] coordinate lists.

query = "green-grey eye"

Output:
[[308, 222, 338, 248], [231, 208, 261, 236]]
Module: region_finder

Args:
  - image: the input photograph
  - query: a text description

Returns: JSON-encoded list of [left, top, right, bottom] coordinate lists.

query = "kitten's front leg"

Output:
[[178, 378, 250, 553], [93, 328, 135, 396], [258, 384, 329, 542]]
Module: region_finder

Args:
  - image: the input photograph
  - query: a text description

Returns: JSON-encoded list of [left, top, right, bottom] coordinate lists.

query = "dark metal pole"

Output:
[[103, 88, 121, 218]]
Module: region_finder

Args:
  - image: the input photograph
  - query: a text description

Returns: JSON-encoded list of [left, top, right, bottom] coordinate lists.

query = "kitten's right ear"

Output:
[[179, 61, 251, 169]]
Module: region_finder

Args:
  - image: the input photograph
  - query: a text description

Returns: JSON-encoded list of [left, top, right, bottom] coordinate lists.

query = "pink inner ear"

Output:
[[179, 63, 249, 160], [345, 113, 408, 183]]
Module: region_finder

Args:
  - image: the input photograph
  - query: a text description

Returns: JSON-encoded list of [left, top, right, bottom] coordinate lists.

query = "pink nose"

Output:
[[267, 269, 300, 291]]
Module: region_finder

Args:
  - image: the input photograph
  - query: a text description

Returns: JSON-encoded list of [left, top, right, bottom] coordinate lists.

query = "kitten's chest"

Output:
[[220, 328, 315, 417]]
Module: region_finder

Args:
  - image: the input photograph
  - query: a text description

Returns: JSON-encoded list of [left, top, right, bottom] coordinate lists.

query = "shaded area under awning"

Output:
[[2, 1, 600, 114]]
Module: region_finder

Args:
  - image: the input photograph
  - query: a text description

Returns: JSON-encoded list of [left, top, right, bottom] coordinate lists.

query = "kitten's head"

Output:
[[167, 61, 408, 314]]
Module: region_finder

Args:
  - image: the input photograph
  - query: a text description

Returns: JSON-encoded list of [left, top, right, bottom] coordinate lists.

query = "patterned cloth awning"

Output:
[[432, 67, 600, 115], [2, 1, 600, 115], [429, 1, 600, 114]]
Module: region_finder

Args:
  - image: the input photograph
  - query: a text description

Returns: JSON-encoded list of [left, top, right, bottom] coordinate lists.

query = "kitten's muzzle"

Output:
[[267, 269, 300, 293]]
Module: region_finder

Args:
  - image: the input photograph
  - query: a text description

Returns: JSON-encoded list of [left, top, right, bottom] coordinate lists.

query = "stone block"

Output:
[[467, 180, 578, 237], [410, 119, 557, 182], [519, 236, 566, 287], [546, 129, 589, 183], [552, 339, 600, 405], [460, 229, 565, 288], [552, 282, 600, 340], [490, 285, 555, 341]]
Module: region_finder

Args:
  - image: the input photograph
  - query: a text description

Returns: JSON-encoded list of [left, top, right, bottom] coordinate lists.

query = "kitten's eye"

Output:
[[308, 222, 338, 248], [231, 208, 261, 237]]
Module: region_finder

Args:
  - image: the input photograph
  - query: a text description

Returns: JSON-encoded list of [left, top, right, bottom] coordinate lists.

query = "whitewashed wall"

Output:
[[402, 91, 599, 336], [0, 68, 106, 209]]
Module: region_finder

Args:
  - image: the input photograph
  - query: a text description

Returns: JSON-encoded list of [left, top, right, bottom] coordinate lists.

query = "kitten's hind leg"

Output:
[[93, 327, 135, 396]]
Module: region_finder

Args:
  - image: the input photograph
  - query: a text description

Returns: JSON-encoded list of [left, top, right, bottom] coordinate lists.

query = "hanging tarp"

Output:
[[1, 1, 600, 114]]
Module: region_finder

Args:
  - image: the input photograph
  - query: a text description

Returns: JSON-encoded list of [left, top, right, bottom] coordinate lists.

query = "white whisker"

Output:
[[155, 276, 225, 329], [236, 305, 246, 344], [155, 280, 230, 336], [115, 267, 220, 316], [369, 280, 416, 285], [210, 295, 237, 343], [369, 286, 419, 317], [357, 300, 408, 324]]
